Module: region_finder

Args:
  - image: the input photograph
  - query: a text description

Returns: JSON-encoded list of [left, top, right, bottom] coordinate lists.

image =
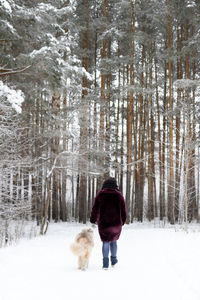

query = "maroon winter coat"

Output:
[[90, 188, 127, 242]]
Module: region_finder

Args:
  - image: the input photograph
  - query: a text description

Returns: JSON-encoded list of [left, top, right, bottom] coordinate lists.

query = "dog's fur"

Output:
[[70, 228, 94, 271]]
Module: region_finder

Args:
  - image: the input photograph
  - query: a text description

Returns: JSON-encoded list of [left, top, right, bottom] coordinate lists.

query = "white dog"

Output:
[[70, 228, 94, 271]]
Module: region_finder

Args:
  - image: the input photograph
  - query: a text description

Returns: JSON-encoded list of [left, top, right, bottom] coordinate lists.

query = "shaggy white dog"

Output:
[[70, 228, 94, 271]]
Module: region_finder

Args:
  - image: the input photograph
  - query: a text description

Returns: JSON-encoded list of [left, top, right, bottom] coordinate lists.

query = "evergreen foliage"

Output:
[[0, 0, 200, 240]]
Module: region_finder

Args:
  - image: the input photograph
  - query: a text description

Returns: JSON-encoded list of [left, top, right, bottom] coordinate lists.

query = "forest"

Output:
[[0, 0, 200, 245]]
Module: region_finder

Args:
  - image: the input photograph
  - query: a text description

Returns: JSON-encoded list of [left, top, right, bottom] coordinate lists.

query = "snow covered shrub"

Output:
[[0, 82, 35, 246]]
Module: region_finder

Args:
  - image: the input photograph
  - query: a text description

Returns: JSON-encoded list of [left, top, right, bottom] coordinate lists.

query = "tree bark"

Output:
[[167, 0, 175, 224], [126, 0, 136, 224], [78, 0, 89, 223]]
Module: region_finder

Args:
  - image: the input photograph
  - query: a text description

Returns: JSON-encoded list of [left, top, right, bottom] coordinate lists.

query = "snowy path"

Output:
[[1, 223, 200, 300]]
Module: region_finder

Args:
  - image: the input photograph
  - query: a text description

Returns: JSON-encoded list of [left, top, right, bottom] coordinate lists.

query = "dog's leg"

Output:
[[78, 256, 82, 269], [84, 250, 89, 269], [79, 255, 85, 271]]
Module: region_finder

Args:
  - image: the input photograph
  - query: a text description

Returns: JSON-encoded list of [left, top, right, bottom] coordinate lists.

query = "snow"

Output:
[[1, 20, 17, 35], [174, 79, 200, 89], [29, 46, 51, 59], [1, 222, 200, 300], [0, 0, 12, 13], [0, 81, 24, 113]]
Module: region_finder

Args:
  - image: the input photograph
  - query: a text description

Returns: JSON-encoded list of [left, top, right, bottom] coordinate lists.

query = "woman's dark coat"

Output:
[[90, 188, 127, 242]]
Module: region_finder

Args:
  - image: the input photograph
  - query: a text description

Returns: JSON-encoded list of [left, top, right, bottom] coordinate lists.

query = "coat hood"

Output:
[[100, 188, 121, 194]]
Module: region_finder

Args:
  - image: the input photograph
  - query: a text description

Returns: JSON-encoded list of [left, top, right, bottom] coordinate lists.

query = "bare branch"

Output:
[[0, 65, 32, 77]]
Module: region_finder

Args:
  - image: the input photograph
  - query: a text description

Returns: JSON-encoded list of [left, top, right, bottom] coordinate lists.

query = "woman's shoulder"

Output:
[[115, 190, 125, 200]]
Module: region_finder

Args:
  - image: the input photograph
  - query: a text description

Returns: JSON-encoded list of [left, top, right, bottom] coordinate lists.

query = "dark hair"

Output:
[[101, 177, 119, 191]]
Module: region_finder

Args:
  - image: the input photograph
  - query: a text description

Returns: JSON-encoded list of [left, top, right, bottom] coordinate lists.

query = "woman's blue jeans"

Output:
[[102, 241, 117, 258], [102, 241, 118, 268]]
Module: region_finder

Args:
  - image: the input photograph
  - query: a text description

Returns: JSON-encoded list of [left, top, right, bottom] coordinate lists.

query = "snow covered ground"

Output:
[[1, 222, 200, 300]]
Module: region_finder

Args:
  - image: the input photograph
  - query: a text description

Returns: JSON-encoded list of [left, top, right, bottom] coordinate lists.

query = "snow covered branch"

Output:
[[0, 65, 32, 77]]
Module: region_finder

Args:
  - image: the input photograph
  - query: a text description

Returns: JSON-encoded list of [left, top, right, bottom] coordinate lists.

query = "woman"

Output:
[[90, 177, 127, 269]]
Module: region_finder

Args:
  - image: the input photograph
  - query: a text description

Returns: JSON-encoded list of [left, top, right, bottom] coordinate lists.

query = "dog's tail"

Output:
[[70, 242, 83, 256]]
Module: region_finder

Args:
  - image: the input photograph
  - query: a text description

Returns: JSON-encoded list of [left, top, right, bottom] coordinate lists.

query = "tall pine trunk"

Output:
[[167, 0, 175, 224], [126, 0, 135, 224], [78, 0, 89, 223]]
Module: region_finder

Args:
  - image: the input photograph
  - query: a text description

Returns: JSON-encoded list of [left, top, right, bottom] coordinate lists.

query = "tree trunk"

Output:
[[147, 50, 155, 220], [119, 66, 125, 194], [155, 58, 163, 220], [99, 0, 107, 184], [78, 0, 89, 223], [126, 0, 135, 224], [167, 0, 175, 224], [174, 24, 183, 222], [52, 93, 60, 222]]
